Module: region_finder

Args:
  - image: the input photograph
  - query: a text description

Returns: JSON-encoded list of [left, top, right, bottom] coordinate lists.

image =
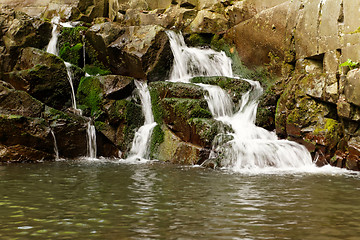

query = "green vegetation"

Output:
[[76, 76, 103, 117], [339, 59, 359, 70], [59, 43, 83, 66], [84, 65, 111, 76]]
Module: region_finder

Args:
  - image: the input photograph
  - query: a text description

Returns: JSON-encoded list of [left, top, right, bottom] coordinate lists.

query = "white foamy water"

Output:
[[46, 16, 60, 56], [167, 31, 319, 172], [167, 31, 233, 82], [86, 121, 97, 159], [127, 80, 157, 161]]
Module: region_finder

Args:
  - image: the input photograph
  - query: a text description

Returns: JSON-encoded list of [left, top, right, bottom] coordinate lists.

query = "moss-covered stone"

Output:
[[77, 76, 103, 117], [190, 76, 251, 104]]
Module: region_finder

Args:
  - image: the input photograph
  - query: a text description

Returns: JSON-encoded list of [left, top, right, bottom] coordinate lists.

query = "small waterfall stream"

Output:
[[86, 121, 97, 159], [167, 31, 313, 171], [50, 129, 59, 160], [127, 80, 157, 161], [47, 17, 95, 159]]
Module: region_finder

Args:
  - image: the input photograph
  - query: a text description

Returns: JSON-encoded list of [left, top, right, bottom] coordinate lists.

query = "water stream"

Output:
[[127, 80, 157, 161], [167, 31, 313, 171], [50, 129, 59, 160], [46, 16, 60, 56], [86, 121, 97, 159]]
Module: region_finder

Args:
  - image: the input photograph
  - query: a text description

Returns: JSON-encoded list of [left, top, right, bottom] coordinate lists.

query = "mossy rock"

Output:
[[76, 76, 104, 117], [149, 81, 205, 99], [104, 99, 143, 152], [59, 42, 83, 66]]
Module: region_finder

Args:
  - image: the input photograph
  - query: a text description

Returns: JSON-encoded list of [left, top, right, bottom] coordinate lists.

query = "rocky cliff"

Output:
[[0, 0, 359, 170]]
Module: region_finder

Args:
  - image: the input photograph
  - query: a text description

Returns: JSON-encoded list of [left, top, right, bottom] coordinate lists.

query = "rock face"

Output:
[[0, 81, 118, 162]]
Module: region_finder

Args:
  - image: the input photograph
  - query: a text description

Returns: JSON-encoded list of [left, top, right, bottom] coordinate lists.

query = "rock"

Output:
[[150, 81, 231, 151], [76, 75, 136, 116], [100, 75, 135, 99], [0, 81, 44, 118], [151, 125, 210, 165], [226, 2, 289, 67], [106, 25, 172, 81], [225, 1, 257, 27], [151, 81, 206, 99], [0, 115, 54, 158], [0, 9, 52, 72], [345, 69, 360, 107], [4, 47, 73, 110], [0, 144, 53, 162], [185, 10, 228, 34]]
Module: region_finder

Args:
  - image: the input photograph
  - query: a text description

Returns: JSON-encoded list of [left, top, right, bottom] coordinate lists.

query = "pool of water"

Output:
[[0, 159, 359, 239]]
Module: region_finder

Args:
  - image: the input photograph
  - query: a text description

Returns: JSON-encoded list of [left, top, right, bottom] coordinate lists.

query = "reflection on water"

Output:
[[0, 160, 359, 239]]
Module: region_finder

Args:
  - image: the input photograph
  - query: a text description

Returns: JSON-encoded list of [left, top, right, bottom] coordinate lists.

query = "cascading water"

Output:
[[50, 129, 59, 160], [127, 80, 157, 160], [86, 121, 97, 159], [46, 16, 60, 56], [167, 31, 233, 82], [167, 31, 313, 171], [64, 62, 78, 110]]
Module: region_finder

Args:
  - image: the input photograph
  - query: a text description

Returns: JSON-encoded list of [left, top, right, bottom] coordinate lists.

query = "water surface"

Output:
[[0, 160, 359, 239]]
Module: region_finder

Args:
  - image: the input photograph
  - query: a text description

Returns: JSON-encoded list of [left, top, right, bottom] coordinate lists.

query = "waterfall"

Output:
[[46, 16, 60, 56], [86, 121, 97, 159], [127, 80, 157, 160], [167, 31, 313, 170], [167, 31, 233, 82], [50, 129, 59, 160], [64, 62, 78, 109]]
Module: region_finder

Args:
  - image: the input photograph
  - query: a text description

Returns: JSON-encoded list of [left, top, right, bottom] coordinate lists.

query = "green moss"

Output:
[[149, 86, 164, 124], [76, 76, 103, 117], [59, 42, 83, 66], [149, 124, 165, 158], [187, 33, 213, 47], [94, 121, 107, 131], [84, 65, 111, 76]]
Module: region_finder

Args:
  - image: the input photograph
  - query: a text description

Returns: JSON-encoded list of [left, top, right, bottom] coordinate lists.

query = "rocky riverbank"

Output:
[[0, 0, 359, 171]]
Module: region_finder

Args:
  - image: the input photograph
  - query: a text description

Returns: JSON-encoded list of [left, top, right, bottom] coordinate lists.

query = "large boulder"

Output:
[[105, 25, 173, 81], [3, 47, 74, 110], [0, 8, 51, 72]]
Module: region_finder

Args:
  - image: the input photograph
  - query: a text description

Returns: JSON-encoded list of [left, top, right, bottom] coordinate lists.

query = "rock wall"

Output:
[[225, 0, 360, 170]]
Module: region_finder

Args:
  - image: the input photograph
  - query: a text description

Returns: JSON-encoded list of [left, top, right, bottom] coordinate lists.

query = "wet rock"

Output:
[[150, 81, 231, 154], [100, 75, 135, 99], [0, 8, 52, 72], [0, 81, 44, 118], [86, 24, 172, 81], [3, 47, 72, 110], [0, 144, 53, 162], [0, 115, 54, 158], [151, 81, 206, 99], [152, 125, 210, 165]]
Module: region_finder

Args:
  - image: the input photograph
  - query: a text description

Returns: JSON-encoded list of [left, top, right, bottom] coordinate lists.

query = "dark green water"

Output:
[[0, 159, 360, 239]]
